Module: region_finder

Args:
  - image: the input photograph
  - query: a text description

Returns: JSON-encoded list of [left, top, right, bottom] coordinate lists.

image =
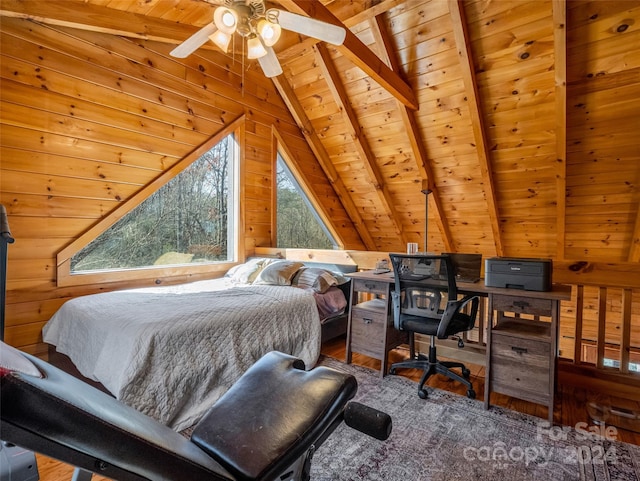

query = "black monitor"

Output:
[[441, 253, 482, 283]]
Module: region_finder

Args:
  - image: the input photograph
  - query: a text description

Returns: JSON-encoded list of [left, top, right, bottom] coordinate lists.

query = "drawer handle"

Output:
[[364, 282, 376, 290], [362, 318, 373, 324], [511, 346, 528, 355], [513, 301, 529, 309]]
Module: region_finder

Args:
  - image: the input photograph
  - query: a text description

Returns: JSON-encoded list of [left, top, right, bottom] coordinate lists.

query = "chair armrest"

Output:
[[391, 290, 402, 330], [436, 295, 480, 339]]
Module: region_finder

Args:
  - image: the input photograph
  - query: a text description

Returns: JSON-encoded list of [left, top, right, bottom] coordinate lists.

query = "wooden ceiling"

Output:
[[2, 0, 639, 262]]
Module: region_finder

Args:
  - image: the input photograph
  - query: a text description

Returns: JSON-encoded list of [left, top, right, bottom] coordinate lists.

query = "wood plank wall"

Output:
[[565, 1, 640, 261], [0, 17, 362, 354]]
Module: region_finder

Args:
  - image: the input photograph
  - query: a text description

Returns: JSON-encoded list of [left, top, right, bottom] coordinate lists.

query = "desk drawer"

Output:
[[491, 333, 550, 401], [352, 278, 387, 296], [492, 294, 553, 317], [350, 306, 386, 357]]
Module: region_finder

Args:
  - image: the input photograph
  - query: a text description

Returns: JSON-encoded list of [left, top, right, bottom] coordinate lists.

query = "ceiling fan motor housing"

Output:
[[221, 0, 267, 36]]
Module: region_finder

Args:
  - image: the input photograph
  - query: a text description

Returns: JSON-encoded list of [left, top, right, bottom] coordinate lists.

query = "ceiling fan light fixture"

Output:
[[247, 34, 267, 59], [214, 7, 238, 35], [172, 0, 347, 79], [257, 18, 281, 47], [209, 29, 232, 53]]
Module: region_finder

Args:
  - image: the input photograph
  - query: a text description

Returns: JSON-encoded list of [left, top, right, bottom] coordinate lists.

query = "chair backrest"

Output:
[[389, 254, 478, 338], [389, 253, 457, 320]]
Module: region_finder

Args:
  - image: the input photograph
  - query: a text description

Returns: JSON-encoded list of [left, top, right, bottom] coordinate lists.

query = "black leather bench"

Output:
[[0, 342, 368, 481]]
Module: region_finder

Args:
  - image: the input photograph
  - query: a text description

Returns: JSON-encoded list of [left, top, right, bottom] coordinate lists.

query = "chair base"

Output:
[[389, 338, 475, 400]]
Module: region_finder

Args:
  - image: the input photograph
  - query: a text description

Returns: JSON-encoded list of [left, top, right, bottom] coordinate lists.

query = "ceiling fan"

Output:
[[170, 0, 347, 77]]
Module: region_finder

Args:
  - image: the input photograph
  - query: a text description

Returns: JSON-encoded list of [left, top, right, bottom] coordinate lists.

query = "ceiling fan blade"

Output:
[[258, 47, 283, 77], [170, 23, 218, 58], [273, 9, 346, 45]]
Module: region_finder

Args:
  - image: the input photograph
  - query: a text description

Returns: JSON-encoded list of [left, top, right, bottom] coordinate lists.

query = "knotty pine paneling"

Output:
[[392, 1, 491, 255], [565, 1, 640, 262], [1, 16, 360, 353], [0, 126, 171, 170], [464, 0, 557, 259], [0, 148, 161, 186]]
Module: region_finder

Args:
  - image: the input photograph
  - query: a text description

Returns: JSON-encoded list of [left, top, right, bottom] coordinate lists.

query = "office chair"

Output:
[[388, 253, 480, 400]]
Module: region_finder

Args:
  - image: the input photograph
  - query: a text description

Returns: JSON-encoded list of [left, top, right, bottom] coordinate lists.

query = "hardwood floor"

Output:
[[33, 337, 640, 480]]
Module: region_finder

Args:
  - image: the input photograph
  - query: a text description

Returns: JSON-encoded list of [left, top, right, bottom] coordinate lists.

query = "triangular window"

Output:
[[276, 153, 336, 249], [72, 135, 236, 273], [58, 123, 241, 287]]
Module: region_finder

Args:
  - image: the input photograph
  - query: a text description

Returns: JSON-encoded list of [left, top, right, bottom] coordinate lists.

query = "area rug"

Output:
[[311, 356, 640, 481]]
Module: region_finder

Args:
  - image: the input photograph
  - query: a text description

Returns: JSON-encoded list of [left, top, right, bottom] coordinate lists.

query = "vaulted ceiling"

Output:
[[2, 0, 639, 263]]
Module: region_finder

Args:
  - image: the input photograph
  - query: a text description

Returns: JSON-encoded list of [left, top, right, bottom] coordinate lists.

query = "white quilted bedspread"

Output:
[[43, 281, 321, 431]]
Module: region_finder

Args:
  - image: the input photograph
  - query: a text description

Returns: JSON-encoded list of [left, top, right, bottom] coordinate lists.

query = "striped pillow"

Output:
[[293, 267, 339, 293]]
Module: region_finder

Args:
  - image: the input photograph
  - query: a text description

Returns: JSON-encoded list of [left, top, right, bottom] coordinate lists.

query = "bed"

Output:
[[43, 258, 356, 432]]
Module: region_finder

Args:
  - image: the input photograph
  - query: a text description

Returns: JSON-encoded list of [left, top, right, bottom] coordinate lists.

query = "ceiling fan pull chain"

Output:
[[241, 35, 245, 98]]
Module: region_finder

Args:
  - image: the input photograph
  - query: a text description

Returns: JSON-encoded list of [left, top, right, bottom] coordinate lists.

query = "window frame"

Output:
[[56, 116, 244, 287]]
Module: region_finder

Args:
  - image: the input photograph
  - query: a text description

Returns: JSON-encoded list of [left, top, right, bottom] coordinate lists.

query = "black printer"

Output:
[[485, 257, 552, 291]]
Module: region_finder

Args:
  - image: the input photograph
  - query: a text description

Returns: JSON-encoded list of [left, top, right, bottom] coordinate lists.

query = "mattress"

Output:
[[43, 279, 321, 431]]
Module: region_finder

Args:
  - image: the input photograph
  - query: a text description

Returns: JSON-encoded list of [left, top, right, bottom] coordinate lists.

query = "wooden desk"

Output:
[[344, 270, 572, 421]]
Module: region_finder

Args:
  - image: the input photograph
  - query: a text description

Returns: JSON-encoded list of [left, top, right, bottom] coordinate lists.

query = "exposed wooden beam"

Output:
[[370, 15, 403, 73], [448, 0, 503, 257], [270, 74, 378, 250], [553, 0, 568, 261], [278, 0, 419, 110], [0, 0, 192, 45], [314, 42, 407, 247], [370, 15, 455, 252]]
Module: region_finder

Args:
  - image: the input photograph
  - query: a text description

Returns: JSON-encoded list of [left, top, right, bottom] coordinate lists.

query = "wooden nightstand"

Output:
[[345, 272, 407, 378]]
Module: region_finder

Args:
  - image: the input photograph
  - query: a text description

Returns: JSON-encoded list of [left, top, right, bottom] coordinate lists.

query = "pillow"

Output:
[[253, 260, 304, 286], [314, 286, 348, 321], [293, 267, 340, 293], [225, 258, 265, 284]]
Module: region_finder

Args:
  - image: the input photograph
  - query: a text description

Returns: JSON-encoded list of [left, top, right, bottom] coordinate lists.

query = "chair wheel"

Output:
[[462, 368, 471, 379], [389, 367, 396, 375], [418, 389, 428, 399], [467, 389, 476, 399]]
